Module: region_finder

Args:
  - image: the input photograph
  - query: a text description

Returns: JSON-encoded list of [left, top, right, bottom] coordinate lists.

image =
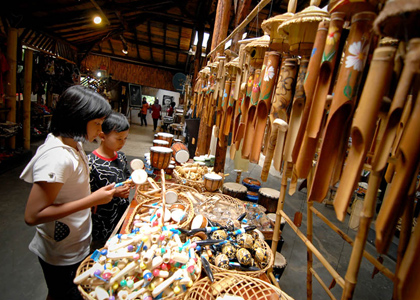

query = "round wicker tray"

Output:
[[77, 249, 202, 300], [208, 237, 274, 278], [185, 273, 294, 300]]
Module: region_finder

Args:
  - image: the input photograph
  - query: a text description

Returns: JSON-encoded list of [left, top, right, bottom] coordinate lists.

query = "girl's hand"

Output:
[[91, 183, 116, 205], [114, 184, 130, 198]]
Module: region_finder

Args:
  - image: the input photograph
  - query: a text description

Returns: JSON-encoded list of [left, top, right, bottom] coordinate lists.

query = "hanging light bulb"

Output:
[[120, 35, 129, 55], [93, 16, 102, 24]]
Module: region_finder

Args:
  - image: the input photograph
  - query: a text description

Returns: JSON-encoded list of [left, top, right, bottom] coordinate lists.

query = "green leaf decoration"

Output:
[[322, 50, 336, 63]]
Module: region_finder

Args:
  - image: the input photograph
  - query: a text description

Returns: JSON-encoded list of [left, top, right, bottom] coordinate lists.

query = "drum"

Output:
[[157, 132, 174, 145], [258, 188, 280, 213], [222, 182, 247, 200], [242, 177, 261, 192], [267, 213, 286, 231], [273, 252, 287, 280], [165, 164, 175, 175], [171, 142, 190, 164], [203, 173, 223, 192], [153, 139, 170, 147], [150, 146, 173, 169], [246, 191, 259, 203], [173, 138, 182, 143]]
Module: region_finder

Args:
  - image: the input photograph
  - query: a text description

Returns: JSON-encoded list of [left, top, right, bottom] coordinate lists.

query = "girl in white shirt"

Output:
[[21, 85, 115, 300]]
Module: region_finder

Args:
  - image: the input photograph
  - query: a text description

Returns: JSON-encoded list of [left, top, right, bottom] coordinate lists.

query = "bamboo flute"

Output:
[[279, 209, 345, 288], [333, 46, 396, 221], [234, 69, 254, 149], [308, 12, 377, 203], [294, 13, 346, 179]]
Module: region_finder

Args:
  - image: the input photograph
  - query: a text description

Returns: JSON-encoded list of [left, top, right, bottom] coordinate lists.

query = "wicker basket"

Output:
[[199, 192, 246, 226], [173, 169, 206, 192], [77, 249, 202, 300], [124, 195, 195, 234], [185, 273, 294, 300], [208, 237, 274, 278], [135, 182, 199, 203]]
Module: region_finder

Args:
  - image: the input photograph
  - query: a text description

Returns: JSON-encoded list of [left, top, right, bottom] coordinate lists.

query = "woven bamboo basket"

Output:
[[185, 273, 294, 300], [173, 169, 207, 192], [199, 192, 246, 226], [135, 182, 199, 203], [124, 194, 195, 233], [76, 248, 202, 300], [208, 237, 274, 278]]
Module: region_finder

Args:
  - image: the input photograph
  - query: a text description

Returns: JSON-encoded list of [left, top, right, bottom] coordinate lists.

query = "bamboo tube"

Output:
[[397, 186, 420, 300], [307, 201, 314, 300], [373, 38, 420, 174], [218, 80, 232, 141], [283, 58, 309, 166], [308, 12, 376, 203], [375, 90, 420, 254], [333, 46, 396, 221], [292, 20, 330, 165], [261, 119, 288, 181], [280, 210, 345, 288], [271, 174, 288, 255], [271, 58, 298, 170], [392, 177, 416, 300], [160, 169, 166, 225], [234, 70, 255, 148], [242, 69, 262, 158], [222, 80, 236, 137], [310, 268, 337, 300], [295, 13, 346, 179], [23, 49, 33, 150], [250, 51, 281, 163]]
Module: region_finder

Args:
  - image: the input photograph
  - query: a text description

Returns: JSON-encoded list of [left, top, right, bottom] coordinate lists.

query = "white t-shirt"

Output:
[[20, 134, 92, 266]]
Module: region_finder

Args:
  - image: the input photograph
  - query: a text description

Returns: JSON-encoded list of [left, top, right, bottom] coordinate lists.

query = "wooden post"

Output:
[[210, 0, 232, 60], [23, 49, 33, 150], [231, 0, 253, 53], [6, 28, 18, 149]]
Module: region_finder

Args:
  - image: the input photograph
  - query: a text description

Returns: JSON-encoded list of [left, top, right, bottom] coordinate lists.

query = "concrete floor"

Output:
[[0, 123, 396, 299]]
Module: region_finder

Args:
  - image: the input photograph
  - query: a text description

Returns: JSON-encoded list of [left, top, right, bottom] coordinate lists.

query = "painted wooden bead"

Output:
[[214, 253, 230, 269], [236, 248, 252, 266]]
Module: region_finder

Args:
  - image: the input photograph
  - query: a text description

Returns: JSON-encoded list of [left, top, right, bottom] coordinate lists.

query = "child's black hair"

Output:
[[50, 85, 112, 142], [102, 111, 130, 134]]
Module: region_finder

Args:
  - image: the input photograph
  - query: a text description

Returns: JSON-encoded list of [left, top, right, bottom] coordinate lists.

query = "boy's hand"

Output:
[[114, 184, 130, 198], [92, 183, 116, 205]]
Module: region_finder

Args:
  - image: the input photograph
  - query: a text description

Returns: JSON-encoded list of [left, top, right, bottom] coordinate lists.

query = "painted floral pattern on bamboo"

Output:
[[322, 26, 340, 63], [345, 41, 368, 72]]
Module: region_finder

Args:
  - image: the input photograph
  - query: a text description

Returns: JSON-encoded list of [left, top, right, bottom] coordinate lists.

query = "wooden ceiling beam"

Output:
[[123, 37, 189, 55], [176, 25, 182, 68], [108, 39, 114, 55], [133, 29, 140, 60], [147, 21, 153, 62], [163, 22, 167, 65], [90, 51, 184, 72]]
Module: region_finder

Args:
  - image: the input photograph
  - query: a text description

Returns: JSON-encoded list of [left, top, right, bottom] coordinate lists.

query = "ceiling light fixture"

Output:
[[120, 35, 129, 55], [93, 16, 102, 24]]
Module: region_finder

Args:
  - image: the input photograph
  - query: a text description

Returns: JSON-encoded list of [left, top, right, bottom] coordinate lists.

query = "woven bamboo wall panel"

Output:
[[82, 54, 175, 91]]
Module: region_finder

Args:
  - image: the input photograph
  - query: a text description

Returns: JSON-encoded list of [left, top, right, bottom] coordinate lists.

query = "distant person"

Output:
[[87, 112, 132, 250], [20, 85, 115, 300], [167, 101, 175, 117], [151, 99, 162, 132], [139, 97, 149, 126]]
